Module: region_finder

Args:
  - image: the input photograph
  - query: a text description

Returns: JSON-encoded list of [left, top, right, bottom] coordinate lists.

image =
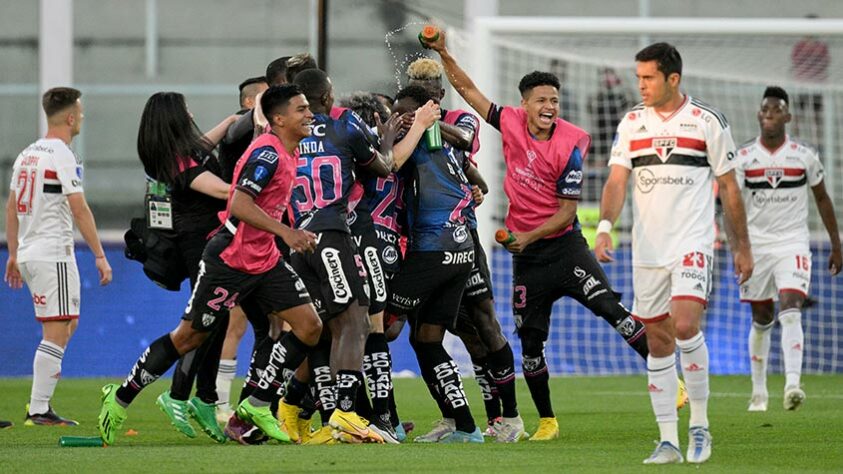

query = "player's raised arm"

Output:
[[392, 101, 440, 170], [422, 29, 493, 122], [811, 181, 842, 275]]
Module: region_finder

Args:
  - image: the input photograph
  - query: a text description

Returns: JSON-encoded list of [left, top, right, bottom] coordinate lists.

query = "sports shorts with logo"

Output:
[[387, 249, 474, 327], [451, 229, 494, 334], [182, 231, 312, 332], [290, 230, 370, 321], [512, 230, 624, 337], [632, 249, 713, 321], [740, 250, 811, 302], [352, 221, 389, 316], [20, 261, 81, 321]]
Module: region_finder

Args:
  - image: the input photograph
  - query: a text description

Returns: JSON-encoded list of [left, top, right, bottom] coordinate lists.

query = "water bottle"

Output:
[[59, 436, 106, 447], [495, 228, 517, 246], [425, 120, 443, 151], [418, 25, 440, 47]]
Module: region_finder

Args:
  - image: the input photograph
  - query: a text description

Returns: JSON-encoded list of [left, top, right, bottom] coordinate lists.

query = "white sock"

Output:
[[677, 332, 709, 429], [748, 321, 774, 396], [779, 309, 803, 388], [30, 340, 64, 415], [216, 359, 237, 409], [647, 354, 679, 447]]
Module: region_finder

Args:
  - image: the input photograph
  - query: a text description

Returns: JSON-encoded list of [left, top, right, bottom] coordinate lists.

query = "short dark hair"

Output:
[[238, 76, 267, 107], [518, 71, 560, 96], [261, 84, 303, 118], [42, 87, 81, 117], [395, 85, 432, 108], [635, 42, 682, 79], [763, 86, 789, 106], [266, 56, 292, 86], [339, 92, 390, 128], [285, 53, 319, 84], [293, 69, 332, 103]]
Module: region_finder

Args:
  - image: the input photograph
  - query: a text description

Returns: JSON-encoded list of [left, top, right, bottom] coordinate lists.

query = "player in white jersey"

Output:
[[735, 86, 841, 413], [4, 87, 112, 425], [595, 43, 753, 465]]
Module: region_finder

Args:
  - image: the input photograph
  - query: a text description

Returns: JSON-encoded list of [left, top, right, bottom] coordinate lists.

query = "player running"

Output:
[[595, 43, 753, 464], [422, 29, 654, 442], [735, 86, 841, 412], [5, 87, 113, 426], [98, 85, 322, 445]]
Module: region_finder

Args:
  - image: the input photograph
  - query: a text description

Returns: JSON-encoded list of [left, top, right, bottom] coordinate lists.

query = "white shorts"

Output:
[[740, 251, 811, 303], [632, 251, 713, 322], [19, 261, 81, 321]]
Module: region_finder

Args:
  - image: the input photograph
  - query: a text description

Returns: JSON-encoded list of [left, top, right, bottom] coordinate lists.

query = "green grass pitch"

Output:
[[1, 375, 841, 473]]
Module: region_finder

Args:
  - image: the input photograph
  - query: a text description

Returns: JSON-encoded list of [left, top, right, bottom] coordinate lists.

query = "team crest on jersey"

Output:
[[653, 138, 677, 160], [382, 246, 398, 265], [526, 149, 538, 164], [692, 108, 702, 117], [202, 313, 216, 327], [765, 168, 784, 188], [453, 225, 468, 243]]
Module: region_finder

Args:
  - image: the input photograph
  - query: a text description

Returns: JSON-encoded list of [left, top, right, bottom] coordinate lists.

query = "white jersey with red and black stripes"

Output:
[[10, 138, 84, 263], [609, 95, 737, 267], [735, 136, 824, 253]]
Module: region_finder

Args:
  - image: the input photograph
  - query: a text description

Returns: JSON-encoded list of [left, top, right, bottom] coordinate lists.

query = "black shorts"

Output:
[[182, 232, 312, 332], [512, 230, 622, 339], [352, 227, 389, 316], [461, 229, 494, 304], [387, 249, 473, 327], [290, 230, 369, 321]]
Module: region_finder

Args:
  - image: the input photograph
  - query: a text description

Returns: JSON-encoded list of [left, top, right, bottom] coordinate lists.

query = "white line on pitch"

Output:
[[592, 391, 843, 400]]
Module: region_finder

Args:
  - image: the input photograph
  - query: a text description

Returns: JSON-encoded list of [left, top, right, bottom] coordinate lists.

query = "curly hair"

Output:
[[338, 91, 389, 128], [407, 58, 443, 81]]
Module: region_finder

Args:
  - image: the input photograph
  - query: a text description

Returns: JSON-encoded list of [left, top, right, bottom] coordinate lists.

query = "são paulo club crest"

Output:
[[653, 137, 677, 160], [765, 168, 784, 188]]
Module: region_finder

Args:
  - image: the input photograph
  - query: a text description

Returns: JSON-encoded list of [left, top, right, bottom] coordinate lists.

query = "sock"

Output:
[[335, 370, 364, 414], [647, 354, 679, 447], [677, 332, 709, 429], [617, 315, 649, 359], [216, 359, 237, 409], [417, 341, 475, 433], [363, 333, 393, 425], [412, 340, 454, 419], [30, 340, 64, 415], [748, 321, 773, 395], [299, 388, 317, 420], [779, 309, 804, 387], [471, 357, 500, 422], [117, 334, 180, 406], [193, 323, 226, 404], [239, 336, 275, 403], [486, 343, 518, 418], [247, 332, 310, 406], [387, 390, 400, 428], [310, 340, 335, 424], [522, 351, 553, 419], [355, 382, 374, 420], [284, 375, 308, 406]]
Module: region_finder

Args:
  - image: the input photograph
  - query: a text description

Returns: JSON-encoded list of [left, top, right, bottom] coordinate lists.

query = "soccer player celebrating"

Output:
[[287, 69, 399, 444], [5, 87, 112, 426], [422, 29, 651, 442], [405, 57, 524, 442], [98, 85, 322, 445], [735, 86, 841, 412], [595, 43, 754, 464]]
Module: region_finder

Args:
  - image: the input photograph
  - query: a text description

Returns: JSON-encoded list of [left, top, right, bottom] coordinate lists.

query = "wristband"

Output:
[[596, 219, 613, 235]]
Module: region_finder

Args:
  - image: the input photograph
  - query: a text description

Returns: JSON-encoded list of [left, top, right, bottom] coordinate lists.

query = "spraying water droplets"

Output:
[[385, 21, 430, 90]]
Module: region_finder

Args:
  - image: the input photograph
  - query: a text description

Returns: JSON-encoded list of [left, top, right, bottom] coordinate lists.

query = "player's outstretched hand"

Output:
[[471, 185, 484, 206], [377, 112, 402, 144], [421, 28, 447, 53], [4, 257, 23, 289], [829, 247, 842, 276], [285, 228, 318, 254], [733, 249, 754, 285], [96, 256, 113, 286], [414, 101, 440, 129], [594, 232, 614, 262]]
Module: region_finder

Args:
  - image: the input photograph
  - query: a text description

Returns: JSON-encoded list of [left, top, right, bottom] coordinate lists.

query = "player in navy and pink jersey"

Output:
[[405, 57, 522, 442], [385, 85, 483, 444], [98, 85, 323, 446], [424, 30, 652, 442], [281, 69, 400, 444]]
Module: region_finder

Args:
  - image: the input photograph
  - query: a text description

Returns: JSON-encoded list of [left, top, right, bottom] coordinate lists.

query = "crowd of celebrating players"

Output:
[[6, 26, 840, 465]]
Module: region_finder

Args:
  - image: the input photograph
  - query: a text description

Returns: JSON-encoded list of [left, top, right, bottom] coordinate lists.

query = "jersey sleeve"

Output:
[[607, 118, 632, 170], [344, 110, 379, 166], [485, 104, 504, 131], [806, 148, 825, 187], [55, 147, 84, 195], [706, 121, 737, 177], [733, 152, 746, 190], [556, 146, 584, 200], [453, 112, 481, 156], [235, 146, 279, 198]]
